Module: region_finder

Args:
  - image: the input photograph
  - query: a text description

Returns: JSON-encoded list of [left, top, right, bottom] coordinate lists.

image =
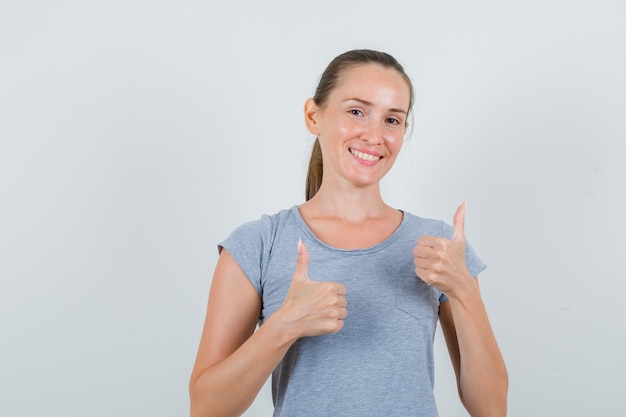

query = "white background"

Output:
[[1, 1, 625, 416]]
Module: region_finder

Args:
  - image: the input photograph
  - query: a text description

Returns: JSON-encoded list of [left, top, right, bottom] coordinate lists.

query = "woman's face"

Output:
[[306, 63, 411, 190]]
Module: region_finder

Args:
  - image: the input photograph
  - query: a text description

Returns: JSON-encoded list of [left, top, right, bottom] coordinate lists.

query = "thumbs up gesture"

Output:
[[277, 240, 348, 338], [413, 202, 474, 297]]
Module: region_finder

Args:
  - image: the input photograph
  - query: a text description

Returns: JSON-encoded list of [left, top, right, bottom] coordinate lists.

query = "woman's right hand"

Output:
[[190, 241, 347, 417], [273, 240, 348, 338]]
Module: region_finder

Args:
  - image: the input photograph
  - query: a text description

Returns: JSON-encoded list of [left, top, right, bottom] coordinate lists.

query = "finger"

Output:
[[293, 239, 310, 283], [416, 235, 441, 248], [415, 237, 441, 253], [452, 201, 466, 242], [336, 296, 348, 308], [413, 256, 432, 271], [334, 282, 347, 295], [413, 246, 432, 261]]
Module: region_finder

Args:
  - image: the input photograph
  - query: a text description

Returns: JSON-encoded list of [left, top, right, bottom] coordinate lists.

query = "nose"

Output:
[[361, 119, 383, 145]]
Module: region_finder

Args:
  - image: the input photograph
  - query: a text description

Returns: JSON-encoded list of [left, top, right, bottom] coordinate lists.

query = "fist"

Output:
[[280, 240, 348, 338], [413, 202, 473, 296]]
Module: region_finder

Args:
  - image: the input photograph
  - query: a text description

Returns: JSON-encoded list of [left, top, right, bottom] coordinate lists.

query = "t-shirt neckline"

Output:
[[289, 205, 407, 254]]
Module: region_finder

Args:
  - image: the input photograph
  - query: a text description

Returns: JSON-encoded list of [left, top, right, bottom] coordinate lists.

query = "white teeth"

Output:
[[350, 149, 380, 162]]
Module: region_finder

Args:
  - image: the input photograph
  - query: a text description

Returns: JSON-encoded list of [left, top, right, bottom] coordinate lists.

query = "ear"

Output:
[[304, 98, 320, 135]]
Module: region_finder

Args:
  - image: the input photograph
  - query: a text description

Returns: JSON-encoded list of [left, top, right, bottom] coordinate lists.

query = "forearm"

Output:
[[189, 315, 297, 417], [446, 283, 508, 417]]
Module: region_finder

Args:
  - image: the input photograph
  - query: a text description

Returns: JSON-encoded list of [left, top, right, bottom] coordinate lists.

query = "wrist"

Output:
[[264, 307, 301, 347], [445, 275, 481, 308]]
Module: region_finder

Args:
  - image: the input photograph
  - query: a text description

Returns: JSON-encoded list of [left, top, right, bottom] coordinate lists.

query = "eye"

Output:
[[386, 117, 401, 125], [349, 109, 363, 116]]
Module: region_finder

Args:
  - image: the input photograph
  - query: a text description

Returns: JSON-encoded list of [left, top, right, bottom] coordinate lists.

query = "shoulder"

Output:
[[220, 206, 298, 252], [217, 207, 299, 292], [401, 211, 449, 238]]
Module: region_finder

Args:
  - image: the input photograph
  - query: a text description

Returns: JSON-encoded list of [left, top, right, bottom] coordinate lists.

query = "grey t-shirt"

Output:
[[219, 205, 486, 417]]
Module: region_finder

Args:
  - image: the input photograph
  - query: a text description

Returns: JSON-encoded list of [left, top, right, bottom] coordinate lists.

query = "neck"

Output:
[[301, 182, 394, 223]]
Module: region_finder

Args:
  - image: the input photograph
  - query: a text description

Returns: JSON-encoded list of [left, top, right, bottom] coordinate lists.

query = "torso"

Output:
[[219, 206, 485, 417], [219, 206, 453, 417]]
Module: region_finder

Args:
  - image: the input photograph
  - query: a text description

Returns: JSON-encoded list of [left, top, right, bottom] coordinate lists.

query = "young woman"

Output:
[[189, 49, 508, 417]]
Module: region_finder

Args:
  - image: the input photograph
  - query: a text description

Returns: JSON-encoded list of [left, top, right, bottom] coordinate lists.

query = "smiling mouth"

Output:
[[350, 148, 382, 163]]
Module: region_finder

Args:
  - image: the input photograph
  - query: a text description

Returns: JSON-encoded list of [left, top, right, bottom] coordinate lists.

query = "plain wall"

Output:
[[1, 1, 625, 416]]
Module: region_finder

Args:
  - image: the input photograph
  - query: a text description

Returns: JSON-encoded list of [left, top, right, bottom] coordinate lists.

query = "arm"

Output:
[[189, 242, 347, 417], [439, 279, 508, 417], [188, 248, 292, 417], [414, 203, 507, 417]]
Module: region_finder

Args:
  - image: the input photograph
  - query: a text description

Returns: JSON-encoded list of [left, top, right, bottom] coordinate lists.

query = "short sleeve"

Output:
[[218, 217, 274, 297]]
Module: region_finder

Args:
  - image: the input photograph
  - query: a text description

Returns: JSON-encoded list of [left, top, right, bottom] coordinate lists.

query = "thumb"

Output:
[[292, 239, 310, 283], [452, 201, 467, 242]]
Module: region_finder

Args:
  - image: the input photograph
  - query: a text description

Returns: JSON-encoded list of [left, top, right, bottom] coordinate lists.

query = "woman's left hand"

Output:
[[413, 202, 475, 298]]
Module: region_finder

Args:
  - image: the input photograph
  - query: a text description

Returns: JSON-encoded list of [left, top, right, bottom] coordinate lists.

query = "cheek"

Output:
[[385, 132, 404, 151], [335, 117, 362, 138]]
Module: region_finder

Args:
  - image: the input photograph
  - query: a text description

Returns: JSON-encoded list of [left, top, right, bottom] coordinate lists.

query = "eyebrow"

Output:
[[344, 98, 408, 114]]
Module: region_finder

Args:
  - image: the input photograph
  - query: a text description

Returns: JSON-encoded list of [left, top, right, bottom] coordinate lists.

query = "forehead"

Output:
[[332, 63, 411, 110]]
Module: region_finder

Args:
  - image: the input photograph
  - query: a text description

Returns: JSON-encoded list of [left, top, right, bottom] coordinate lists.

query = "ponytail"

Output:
[[305, 138, 323, 201]]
